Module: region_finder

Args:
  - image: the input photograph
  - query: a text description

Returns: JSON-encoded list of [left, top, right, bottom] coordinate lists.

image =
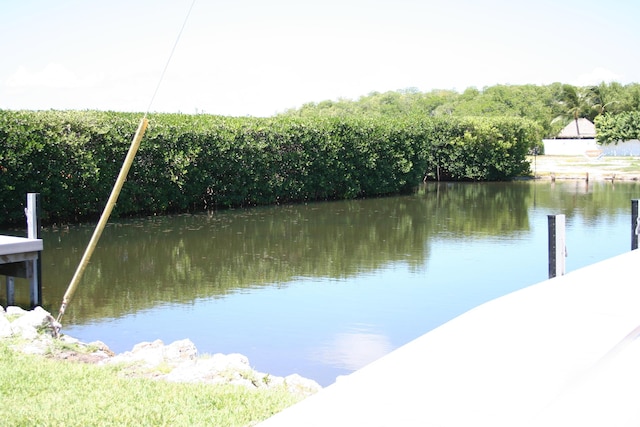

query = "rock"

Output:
[[6, 306, 27, 316], [10, 306, 59, 339], [164, 353, 254, 386], [1, 307, 322, 398], [164, 338, 198, 363], [89, 340, 115, 356], [284, 374, 323, 396], [210, 353, 251, 371], [19, 337, 53, 355], [60, 335, 81, 345], [0, 314, 12, 338], [107, 338, 198, 369], [109, 339, 167, 367]]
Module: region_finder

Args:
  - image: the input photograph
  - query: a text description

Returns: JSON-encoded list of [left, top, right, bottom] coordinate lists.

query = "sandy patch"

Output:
[[526, 155, 640, 181]]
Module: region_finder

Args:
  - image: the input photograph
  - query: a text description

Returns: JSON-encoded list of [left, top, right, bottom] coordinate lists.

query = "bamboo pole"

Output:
[[56, 118, 148, 325]]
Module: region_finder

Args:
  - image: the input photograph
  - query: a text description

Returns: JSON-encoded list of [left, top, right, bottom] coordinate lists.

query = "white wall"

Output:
[[542, 139, 640, 156], [542, 139, 598, 156], [600, 140, 640, 156]]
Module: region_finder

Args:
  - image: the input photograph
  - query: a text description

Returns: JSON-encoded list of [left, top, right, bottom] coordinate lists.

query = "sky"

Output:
[[1, 0, 639, 117]]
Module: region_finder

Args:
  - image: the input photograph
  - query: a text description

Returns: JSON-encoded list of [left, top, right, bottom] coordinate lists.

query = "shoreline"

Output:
[[525, 155, 640, 181], [0, 306, 322, 397]]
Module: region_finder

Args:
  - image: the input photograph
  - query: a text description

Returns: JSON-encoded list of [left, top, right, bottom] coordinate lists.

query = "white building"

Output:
[[543, 118, 640, 156]]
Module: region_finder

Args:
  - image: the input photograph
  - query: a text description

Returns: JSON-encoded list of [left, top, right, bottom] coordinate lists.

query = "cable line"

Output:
[[56, 0, 197, 328], [146, 0, 197, 116]]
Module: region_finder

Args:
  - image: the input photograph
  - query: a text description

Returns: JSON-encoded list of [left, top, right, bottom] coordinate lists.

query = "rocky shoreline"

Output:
[[0, 306, 321, 398]]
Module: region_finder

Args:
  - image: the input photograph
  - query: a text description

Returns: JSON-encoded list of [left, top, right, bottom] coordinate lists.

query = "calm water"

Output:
[[3, 181, 639, 386]]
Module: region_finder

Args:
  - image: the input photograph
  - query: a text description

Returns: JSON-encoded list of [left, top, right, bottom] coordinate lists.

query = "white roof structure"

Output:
[[557, 118, 596, 139]]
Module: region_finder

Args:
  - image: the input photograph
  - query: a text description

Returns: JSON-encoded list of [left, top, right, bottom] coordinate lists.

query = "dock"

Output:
[[0, 193, 43, 307], [259, 248, 640, 426], [0, 235, 43, 307]]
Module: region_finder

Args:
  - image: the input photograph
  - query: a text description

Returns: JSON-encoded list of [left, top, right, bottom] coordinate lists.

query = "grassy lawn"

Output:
[[556, 157, 640, 170], [0, 341, 300, 426], [526, 155, 640, 177]]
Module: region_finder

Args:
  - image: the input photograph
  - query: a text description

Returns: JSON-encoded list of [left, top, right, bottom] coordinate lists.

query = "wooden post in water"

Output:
[[548, 214, 566, 278], [632, 199, 639, 251], [26, 193, 42, 307], [2, 193, 42, 307], [5, 277, 14, 306]]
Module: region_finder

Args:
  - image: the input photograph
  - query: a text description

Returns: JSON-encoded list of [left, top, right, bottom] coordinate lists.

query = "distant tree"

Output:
[[595, 111, 640, 144], [591, 82, 622, 115], [552, 84, 598, 137], [621, 83, 640, 111], [279, 82, 639, 138]]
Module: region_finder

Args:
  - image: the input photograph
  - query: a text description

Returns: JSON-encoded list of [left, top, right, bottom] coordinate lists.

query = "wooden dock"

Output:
[[0, 236, 43, 307], [0, 193, 43, 307]]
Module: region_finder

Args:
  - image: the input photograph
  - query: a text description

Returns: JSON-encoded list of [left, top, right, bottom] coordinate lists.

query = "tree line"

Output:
[[3, 82, 639, 225], [0, 111, 536, 225], [281, 82, 640, 140]]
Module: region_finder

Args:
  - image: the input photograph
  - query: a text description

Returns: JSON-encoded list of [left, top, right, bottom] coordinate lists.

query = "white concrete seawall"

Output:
[[259, 249, 640, 426]]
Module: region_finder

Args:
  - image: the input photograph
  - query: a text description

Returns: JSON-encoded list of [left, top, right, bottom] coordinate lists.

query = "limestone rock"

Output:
[[164, 353, 254, 385], [164, 338, 198, 363], [108, 338, 198, 368], [1, 308, 322, 399], [0, 313, 12, 338], [109, 339, 167, 367], [6, 306, 27, 316], [10, 306, 59, 339], [284, 373, 322, 396], [19, 337, 53, 355], [89, 340, 115, 357]]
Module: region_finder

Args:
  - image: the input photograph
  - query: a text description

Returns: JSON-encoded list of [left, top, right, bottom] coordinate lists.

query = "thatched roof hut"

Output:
[[557, 118, 596, 139]]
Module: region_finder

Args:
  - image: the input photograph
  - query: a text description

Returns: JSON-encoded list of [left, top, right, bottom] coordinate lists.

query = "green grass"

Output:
[[619, 160, 640, 172], [0, 341, 301, 426]]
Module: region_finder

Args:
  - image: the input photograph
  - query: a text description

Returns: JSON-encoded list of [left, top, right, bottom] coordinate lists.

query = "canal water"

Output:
[[3, 180, 639, 386]]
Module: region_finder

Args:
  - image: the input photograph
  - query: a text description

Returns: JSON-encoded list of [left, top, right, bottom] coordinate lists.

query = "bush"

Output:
[[595, 111, 640, 144], [0, 110, 539, 226]]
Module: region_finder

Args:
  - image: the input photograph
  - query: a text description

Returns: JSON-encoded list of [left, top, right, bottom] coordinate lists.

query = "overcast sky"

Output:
[[1, 0, 638, 117]]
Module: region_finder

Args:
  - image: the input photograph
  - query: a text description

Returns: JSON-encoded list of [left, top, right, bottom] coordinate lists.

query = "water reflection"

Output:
[[312, 325, 393, 371], [39, 182, 540, 322], [2, 181, 639, 385]]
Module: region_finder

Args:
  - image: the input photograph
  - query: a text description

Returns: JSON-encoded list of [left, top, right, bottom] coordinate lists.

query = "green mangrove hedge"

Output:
[[595, 111, 640, 144], [0, 110, 539, 225]]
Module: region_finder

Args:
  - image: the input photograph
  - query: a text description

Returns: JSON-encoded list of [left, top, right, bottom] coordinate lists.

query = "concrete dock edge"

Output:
[[259, 249, 640, 426]]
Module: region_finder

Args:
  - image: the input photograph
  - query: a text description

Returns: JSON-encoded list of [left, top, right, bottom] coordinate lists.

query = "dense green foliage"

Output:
[[0, 340, 300, 426], [0, 110, 538, 226], [595, 111, 640, 144], [283, 82, 640, 138]]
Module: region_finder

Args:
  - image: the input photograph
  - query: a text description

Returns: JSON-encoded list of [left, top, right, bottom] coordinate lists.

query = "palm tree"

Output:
[[591, 83, 620, 115], [552, 84, 597, 137]]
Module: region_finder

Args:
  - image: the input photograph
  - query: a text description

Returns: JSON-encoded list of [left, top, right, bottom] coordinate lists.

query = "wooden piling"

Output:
[[548, 214, 566, 278], [0, 194, 43, 308], [26, 193, 42, 306], [632, 199, 639, 251], [5, 276, 14, 306]]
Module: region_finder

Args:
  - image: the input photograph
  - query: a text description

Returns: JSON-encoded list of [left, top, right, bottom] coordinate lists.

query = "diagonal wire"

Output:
[[56, 0, 197, 328], [145, 0, 197, 116]]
